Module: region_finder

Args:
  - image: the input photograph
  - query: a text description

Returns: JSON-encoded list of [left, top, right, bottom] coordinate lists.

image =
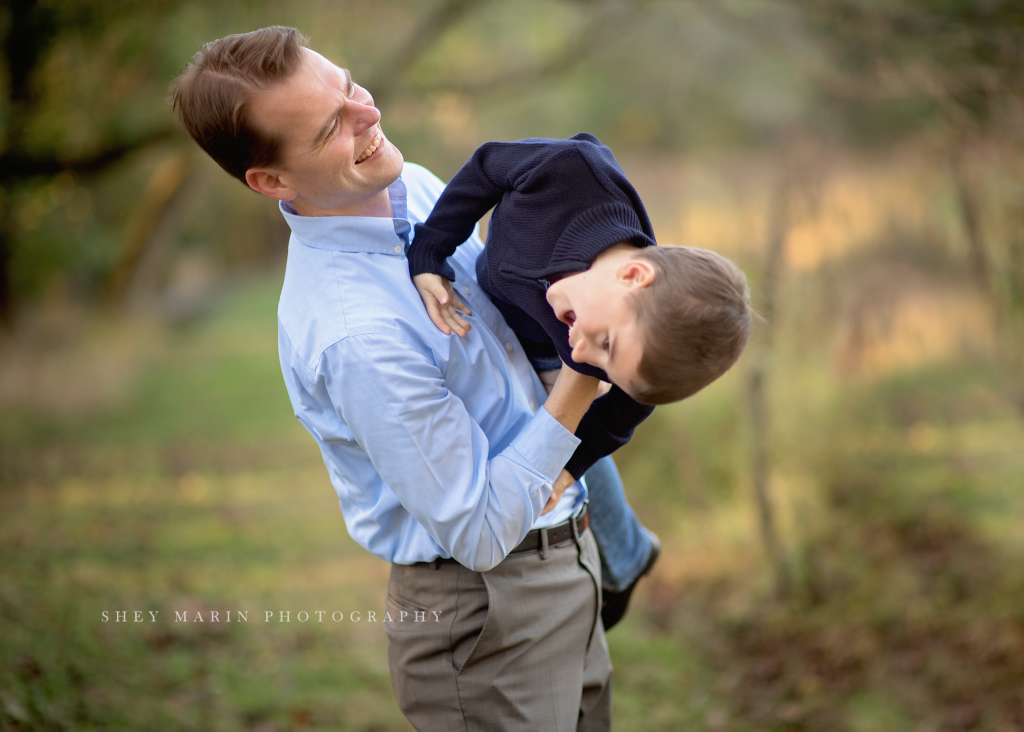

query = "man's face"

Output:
[[545, 254, 648, 397], [246, 49, 404, 217]]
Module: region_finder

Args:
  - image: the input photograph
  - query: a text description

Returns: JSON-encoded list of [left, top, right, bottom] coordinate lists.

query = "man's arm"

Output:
[[321, 332, 595, 571], [563, 386, 655, 480]]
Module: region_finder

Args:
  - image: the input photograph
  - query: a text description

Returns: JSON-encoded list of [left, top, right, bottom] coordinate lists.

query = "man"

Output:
[[170, 26, 613, 730]]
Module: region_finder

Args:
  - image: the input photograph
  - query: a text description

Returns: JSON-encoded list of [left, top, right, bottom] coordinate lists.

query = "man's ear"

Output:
[[617, 257, 656, 289], [245, 168, 297, 201]]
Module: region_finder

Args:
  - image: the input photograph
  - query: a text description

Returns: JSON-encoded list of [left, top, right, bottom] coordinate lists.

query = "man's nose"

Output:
[[352, 101, 381, 136]]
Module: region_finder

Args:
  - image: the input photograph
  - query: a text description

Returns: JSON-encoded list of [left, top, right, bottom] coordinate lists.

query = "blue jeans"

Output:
[[583, 455, 654, 593]]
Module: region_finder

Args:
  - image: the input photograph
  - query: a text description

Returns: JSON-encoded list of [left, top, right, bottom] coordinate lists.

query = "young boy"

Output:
[[408, 133, 751, 626]]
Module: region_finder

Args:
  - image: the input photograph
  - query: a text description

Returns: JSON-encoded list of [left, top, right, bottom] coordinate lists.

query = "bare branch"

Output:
[[409, 0, 642, 98], [365, 0, 486, 107], [0, 128, 179, 184]]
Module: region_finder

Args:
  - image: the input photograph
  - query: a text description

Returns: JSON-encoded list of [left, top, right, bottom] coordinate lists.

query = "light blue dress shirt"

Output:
[[277, 163, 585, 571]]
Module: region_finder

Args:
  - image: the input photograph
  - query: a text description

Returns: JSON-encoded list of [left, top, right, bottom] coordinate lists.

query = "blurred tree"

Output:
[[3, 0, 1021, 323], [0, 0, 182, 323]]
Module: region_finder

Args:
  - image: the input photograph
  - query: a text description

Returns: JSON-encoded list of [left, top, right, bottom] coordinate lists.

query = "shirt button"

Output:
[[394, 245, 402, 254], [505, 342, 514, 353], [462, 286, 471, 296]]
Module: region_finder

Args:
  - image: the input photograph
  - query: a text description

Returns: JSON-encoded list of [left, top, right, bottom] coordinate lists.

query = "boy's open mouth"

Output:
[[559, 309, 576, 327]]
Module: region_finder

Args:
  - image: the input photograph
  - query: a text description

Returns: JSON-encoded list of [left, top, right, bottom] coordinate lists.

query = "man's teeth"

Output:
[[357, 133, 382, 163]]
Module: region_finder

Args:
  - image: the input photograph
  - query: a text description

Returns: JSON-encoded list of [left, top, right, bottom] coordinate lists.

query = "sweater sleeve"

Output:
[[409, 140, 563, 282], [563, 386, 655, 479]]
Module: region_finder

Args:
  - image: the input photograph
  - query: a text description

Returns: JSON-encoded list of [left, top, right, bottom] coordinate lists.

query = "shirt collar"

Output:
[[279, 175, 411, 254]]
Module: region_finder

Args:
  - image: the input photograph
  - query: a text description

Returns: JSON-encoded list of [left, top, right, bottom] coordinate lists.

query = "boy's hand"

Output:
[[541, 469, 575, 515], [413, 273, 472, 337]]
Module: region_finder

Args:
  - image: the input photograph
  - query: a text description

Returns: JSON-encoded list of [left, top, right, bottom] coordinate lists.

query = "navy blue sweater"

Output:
[[408, 133, 656, 479]]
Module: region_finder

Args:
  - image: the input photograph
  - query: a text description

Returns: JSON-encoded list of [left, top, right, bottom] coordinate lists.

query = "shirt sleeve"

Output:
[[320, 332, 581, 571], [407, 140, 566, 282], [563, 386, 655, 479]]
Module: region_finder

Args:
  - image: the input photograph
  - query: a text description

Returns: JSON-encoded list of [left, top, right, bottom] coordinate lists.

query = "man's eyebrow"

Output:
[[312, 69, 355, 146]]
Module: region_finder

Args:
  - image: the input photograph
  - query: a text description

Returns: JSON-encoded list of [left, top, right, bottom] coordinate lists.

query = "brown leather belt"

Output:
[[424, 505, 590, 568], [508, 504, 589, 559]]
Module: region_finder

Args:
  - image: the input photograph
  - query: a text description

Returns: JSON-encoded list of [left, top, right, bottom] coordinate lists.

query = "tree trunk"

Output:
[[0, 191, 13, 327], [104, 148, 194, 307], [748, 179, 792, 598], [951, 144, 991, 295]]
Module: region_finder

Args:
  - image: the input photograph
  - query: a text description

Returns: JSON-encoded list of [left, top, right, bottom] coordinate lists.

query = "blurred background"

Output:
[[1, 1, 1023, 730]]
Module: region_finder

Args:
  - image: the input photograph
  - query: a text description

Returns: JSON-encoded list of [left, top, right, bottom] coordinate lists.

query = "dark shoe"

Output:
[[601, 530, 660, 631]]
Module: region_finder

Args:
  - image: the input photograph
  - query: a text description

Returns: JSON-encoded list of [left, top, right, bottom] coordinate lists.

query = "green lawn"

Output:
[[3, 273, 1023, 731]]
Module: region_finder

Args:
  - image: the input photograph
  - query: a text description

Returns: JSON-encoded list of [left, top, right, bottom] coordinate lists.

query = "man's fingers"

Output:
[[541, 491, 561, 515], [541, 469, 574, 515]]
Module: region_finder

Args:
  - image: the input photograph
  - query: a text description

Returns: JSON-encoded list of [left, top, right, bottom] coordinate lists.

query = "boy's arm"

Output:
[[321, 332, 596, 571], [413, 272, 473, 337], [563, 386, 655, 480], [407, 139, 567, 282]]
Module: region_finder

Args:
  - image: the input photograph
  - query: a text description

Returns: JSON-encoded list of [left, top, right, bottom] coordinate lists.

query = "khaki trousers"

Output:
[[384, 529, 613, 731]]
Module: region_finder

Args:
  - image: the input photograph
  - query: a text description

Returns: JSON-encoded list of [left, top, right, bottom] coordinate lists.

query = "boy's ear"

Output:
[[245, 168, 297, 201], [617, 258, 656, 289]]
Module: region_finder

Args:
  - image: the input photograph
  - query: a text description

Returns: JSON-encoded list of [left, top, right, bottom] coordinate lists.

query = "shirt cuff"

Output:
[[508, 406, 581, 481]]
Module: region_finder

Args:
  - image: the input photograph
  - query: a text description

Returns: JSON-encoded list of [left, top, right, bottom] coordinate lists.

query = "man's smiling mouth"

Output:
[[356, 131, 382, 163]]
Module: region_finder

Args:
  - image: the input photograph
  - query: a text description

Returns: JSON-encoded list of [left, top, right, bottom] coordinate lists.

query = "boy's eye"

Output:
[[602, 338, 610, 351]]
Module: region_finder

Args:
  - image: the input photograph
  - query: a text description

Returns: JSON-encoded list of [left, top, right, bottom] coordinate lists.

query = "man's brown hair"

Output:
[[630, 246, 752, 405], [169, 26, 309, 185]]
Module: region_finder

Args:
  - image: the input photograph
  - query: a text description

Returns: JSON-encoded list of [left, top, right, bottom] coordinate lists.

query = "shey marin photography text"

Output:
[[100, 609, 444, 624]]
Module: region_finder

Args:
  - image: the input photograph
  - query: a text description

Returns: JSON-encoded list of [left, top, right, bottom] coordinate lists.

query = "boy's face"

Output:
[[245, 49, 404, 216], [545, 250, 653, 397]]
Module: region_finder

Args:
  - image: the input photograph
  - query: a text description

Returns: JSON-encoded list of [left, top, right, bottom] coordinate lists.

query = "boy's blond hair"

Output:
[[630, 246, 752, 405]]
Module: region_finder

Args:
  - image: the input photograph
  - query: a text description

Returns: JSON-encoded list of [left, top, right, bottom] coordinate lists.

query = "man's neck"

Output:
[[290, 188, 394, 218]]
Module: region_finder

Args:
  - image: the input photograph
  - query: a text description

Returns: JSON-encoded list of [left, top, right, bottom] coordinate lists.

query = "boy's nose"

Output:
[[571, 340, 586, 363]]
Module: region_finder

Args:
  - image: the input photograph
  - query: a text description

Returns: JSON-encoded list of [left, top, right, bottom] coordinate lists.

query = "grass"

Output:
[[2, 262, 1024, 730]]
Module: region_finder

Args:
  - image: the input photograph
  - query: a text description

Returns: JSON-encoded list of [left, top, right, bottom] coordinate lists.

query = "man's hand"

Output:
[[541, 469, 576, 515], [413, 273, 472, 337]]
